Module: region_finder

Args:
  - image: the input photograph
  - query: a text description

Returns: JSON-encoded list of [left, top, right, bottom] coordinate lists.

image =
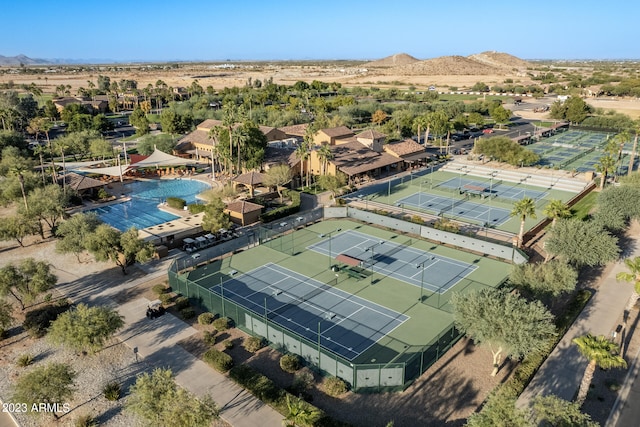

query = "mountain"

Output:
[[364, 53, 420, 67], [0, 54, 51, 66], [384, 52, 533, 75]]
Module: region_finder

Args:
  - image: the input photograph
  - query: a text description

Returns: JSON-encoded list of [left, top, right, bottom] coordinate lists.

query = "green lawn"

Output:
[[570, 191, 598, 220]]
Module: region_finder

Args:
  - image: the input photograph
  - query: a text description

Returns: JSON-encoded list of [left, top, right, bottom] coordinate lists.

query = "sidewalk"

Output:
[[57, 255, 284, 427], [517, 234, 640, 407]]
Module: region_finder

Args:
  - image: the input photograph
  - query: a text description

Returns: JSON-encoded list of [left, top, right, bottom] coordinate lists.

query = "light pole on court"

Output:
[[365, 241, 385, 284], [220, 276, 226, 317], [317, 320, 322, 365], [416, 262, 426, 302], [319, 228, 342, 268]]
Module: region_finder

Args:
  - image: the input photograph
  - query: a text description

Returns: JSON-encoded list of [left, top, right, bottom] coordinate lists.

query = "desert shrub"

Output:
[[212, 317, 231, 331], [292, 371, 315, 394], [103, 382, 121, 401], [433, 217, 460, 233], [243, 336, 264, 353], [180, 308, 195, 320], [97, 188, 110, 200], [74, 414, 98, 427], [158, 293, 172, 306], [188, 204, 207, 214], [203, 349, 233, 372], [323, 376, 348, 396], [16, 353, 34, 367], [410, 215, 424, 224], [166, 197, 186, 209], [23, 300, 72, 338], [223, 339, 234, 349], [203, 330, 217, 346], [152, 284, 168, 295], [174, 296, 190, 310], [198, 312, 215, 325], [280, 354, 301, 373]]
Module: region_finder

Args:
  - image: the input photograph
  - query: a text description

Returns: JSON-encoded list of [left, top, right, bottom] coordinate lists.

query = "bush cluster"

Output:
[[152, 284, 168, 296], [203, 348, 233, 372], [166, 197, 186, 210], [243, 336, 265, 353], [188, 204, 207, 214], [16, 353, 34, 367], [198, 312, 215, 325], [260, 190, 301, 222], [279, 354, 301, 373], [103, 382, 121, 401], [74, 414, 98, 427], [212, 317, 231, 331], [323, 376, 348, 397], [174, 296, 190, 310], [180, 308, 195, 320], [203, 330, 217, 346], [23, 300, 72, 338]]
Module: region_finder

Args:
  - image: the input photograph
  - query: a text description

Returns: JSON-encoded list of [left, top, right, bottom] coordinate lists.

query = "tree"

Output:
[[55, 212, 102, 262], [127, 368, 219, 427], [531, 395, 599, 427], [136, 134, 177, 156], [489, 104, 511, 129], [84, 225, 154, 275], [317, 172, 347, 199], [596, 153, 616, 189], [201, 197, 231, 234], [451, 288, 556, 376], [616, 257, 640, 319], [0, 215, 40, 247], [317, 143, 333, 175], [573, 334, 626, 406], [595, 185, 640, 228], [371, 109, 388, 125], [509, 260, 578, 298], [295, 140, 311, 188], [0, 258, 57, 310], [543, 199, 571, 227], [48, 303, 124, 354], [465, 391, 530, 427], [130, 107, 150, 136], [9, 164, 30, 212], [283, 395, 321, 427], [412, 115, 429, 144], [12, 363, 76, 419], [511, 197, 536, 248], [545, 219, 619, 267], [89, 137, 113, 160], [22, 184, 68, 236], [264, 164, 293, 202], [474, 137, 539, 166], [0, 299, 13, 335]]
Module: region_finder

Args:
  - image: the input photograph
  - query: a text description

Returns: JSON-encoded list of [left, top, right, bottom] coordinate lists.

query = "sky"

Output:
[[1, 0, 639, 62]]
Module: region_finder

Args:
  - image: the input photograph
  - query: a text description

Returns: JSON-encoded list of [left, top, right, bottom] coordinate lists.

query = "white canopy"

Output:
[[71, 165, 132, 177], [130, 149, 197, 168]]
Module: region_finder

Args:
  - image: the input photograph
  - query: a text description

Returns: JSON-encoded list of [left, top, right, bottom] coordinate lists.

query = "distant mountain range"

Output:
[[0, 54, 117, 65]]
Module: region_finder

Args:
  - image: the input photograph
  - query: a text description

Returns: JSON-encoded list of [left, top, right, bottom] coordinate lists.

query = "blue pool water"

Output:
[[90, 179, 210, 231]]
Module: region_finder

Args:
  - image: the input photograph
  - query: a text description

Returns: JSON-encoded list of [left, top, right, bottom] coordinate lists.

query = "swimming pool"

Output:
[[90, 179, 210, 231]]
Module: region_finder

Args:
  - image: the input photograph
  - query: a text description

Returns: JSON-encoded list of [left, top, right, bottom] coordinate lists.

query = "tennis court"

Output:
[[308, 230, 477, 293], [398, 192, 511, 225], [208, 262, 408, 361], [437, 177, 548, 201]]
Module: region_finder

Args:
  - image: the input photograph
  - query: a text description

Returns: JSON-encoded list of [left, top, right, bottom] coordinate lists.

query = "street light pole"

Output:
[[416, 262, 425, 302]]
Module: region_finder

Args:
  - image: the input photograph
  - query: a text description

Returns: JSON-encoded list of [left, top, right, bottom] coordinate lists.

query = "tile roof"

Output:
[[329, 141, 400, 176], [279, 123, 309, 137], [355, 129, 386, 140], [232, 171, 266, 186], [264, 147, 299, 167], [56, 172, 105, 191], [225, 200, 263, 214], [384, 139, 425, 157], [320, 126, 354, 138]]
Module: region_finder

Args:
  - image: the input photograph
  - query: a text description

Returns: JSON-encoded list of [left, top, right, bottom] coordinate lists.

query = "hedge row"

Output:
[[166, 197, 186, 209], [260, 190, 301, 222], [203, 349, 233, 372], [228, 365, 351, 427]]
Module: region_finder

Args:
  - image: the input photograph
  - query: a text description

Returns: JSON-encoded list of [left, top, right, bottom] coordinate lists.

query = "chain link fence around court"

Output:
[[168, 264, 465, 393]]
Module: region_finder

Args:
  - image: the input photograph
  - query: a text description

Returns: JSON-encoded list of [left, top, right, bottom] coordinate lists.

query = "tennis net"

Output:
[[364, 238, 413, 267]]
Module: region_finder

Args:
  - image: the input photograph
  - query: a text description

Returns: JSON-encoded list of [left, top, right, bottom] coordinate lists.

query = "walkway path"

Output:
[[517, 228, 640, 407], [57, 254, 283, 427]]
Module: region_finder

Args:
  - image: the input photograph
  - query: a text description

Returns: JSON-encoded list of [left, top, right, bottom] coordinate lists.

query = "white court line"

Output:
[[263, 263, 408, 321]]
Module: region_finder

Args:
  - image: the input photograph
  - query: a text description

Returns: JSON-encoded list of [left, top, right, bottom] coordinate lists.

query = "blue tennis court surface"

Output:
[[309, 230, 477, 293], [398, 192, 512, 225], [209, 263, 408, 361]]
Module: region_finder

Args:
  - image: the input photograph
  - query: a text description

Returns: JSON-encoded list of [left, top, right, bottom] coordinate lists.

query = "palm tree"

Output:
[[282, 395, 320, 427], [317, 143, 333, 175], [412, 115, 429, 144], [222, 103, 238, 173], [628, 128, 639, 176], [295, 140, 311, 188], [234, 125, 248, 173], [596, 154, 616, 189], [510, 197, 537, 248], [32, 145, 48, 186], [10, 165, 30, 212], [573, 334, 626, 406], [616, 256, 640, 318], [543, 199, 571, 227]]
